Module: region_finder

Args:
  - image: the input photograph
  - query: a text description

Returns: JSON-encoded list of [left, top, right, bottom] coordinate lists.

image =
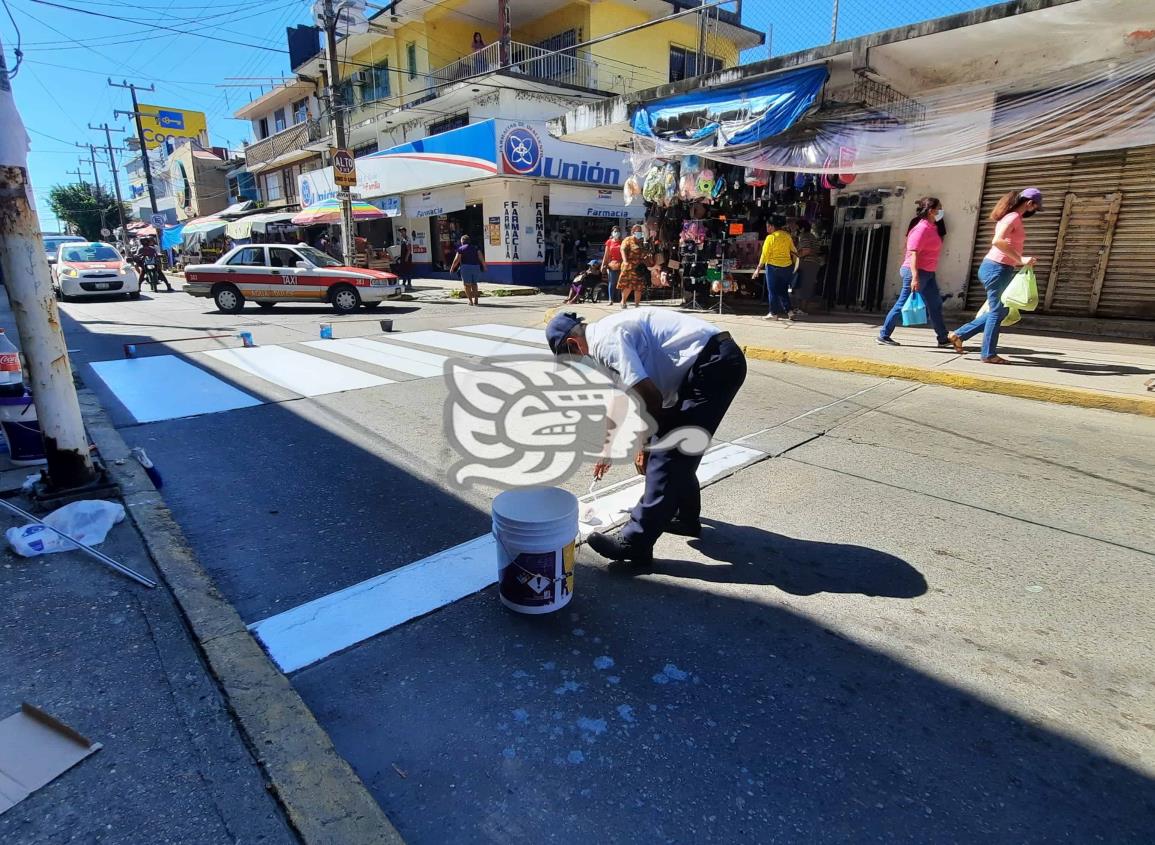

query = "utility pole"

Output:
[[77, 144, 102, 194], [0, 38, 100, 492], [66, 165, 88, 188], [109, 79, 159, 216], [321, 0, 355, 265], [90, 124, 129, 246], [831, 0, 840, 43], [697, 0, 709, 75], [498, 0, 511, 68]]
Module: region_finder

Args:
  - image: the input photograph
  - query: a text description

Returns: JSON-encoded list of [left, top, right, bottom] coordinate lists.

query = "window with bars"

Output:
[[292, 98, 309, 124], [668, 46, 722, 83], [262, 171, 282, 202], [407, 42, 418, 80], [353, 142, 379, 157], [427, 113, 469, 136], [336, 79, 356, 112], [367, 60, 390, 103]]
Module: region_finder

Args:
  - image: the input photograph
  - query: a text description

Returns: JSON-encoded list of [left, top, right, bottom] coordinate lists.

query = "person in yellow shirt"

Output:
[[752, 216, 799, 320]]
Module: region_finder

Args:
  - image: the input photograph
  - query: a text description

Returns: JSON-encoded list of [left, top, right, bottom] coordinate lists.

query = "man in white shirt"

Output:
[[546, 308, 747, 564]]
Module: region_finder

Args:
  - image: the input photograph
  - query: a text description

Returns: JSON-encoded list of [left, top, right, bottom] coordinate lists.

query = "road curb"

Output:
[[741, 346, 1155, 418], [77, 388, 405, 845]]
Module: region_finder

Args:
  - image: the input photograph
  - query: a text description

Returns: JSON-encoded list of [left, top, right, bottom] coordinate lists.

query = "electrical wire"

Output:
[[1, 0, 23, 77], [27, 0, 287, 52]]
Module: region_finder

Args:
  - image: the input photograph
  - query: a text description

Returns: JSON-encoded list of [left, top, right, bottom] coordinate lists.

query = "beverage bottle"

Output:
[[0, 329, 25, 397]]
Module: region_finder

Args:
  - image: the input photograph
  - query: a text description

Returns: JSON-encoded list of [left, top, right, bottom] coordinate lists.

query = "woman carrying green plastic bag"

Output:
[[972, 265, 1038, 327]]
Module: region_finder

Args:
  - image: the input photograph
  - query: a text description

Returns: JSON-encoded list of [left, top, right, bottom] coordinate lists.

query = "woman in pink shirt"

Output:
[[947, 188, 1042, 363], [878, 196, 949, 347]]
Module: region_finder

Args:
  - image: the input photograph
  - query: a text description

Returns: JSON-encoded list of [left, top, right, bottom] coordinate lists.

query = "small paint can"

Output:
[[319, 323, 333, 339], [124, 345, 137, 359], [237, 331, 254, 348], [379, 319, 393, 333]]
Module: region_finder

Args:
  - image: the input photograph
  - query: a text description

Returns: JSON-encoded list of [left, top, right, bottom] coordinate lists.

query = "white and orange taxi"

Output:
[[183, 244, 402, 314], [53, 242, 140, 301]]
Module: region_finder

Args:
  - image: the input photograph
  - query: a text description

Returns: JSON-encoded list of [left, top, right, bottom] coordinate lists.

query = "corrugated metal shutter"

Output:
[[966, 158, 1074, 312], [1097, 146, 1155, 319]]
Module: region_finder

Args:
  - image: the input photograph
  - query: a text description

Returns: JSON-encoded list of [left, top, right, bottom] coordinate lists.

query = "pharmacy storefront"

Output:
[[298, 119, 638, 284]]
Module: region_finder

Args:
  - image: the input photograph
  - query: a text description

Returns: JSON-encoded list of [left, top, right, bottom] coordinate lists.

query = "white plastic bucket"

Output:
[[492, 487, 578, 615], [0, 396, 45, 467]]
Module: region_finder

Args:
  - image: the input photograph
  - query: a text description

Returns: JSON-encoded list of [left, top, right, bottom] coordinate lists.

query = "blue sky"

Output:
[[1, 0, 997, 231]]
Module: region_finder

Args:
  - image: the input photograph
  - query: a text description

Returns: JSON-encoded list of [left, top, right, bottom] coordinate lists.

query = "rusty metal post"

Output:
[[0, 44, 98, 491]]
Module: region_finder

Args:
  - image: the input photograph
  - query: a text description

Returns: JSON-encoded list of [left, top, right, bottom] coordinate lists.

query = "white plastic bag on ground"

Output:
[[6, 500, 126, 558]]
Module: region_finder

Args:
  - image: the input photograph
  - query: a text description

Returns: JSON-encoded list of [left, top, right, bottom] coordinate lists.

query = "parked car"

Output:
[[43, 234, 87, 268], [183, 244, 403, 314], [53, 242, 140, 301]]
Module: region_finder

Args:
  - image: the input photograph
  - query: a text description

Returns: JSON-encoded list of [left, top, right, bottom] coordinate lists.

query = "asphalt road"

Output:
[[59, 282, 1155, 843]]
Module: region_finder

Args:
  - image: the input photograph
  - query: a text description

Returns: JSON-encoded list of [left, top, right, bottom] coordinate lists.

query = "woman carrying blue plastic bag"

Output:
[[877, 197, 951, 348]]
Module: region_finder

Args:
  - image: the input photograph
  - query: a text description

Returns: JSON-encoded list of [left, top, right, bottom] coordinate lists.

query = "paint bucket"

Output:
[[0, 396, 46, 466], [319, 324, 333, 339], [237, 331, 254, 348], [492, 487, 578, 615], [379, 319, 393, 332]]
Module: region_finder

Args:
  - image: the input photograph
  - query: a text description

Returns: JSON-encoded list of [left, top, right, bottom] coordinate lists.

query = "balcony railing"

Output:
[[430, 41, 600, 94], [243, 119, 324, 168]]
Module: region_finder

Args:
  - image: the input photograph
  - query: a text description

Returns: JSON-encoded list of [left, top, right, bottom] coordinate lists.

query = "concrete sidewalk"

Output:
[[548, 301, 1155, 416]]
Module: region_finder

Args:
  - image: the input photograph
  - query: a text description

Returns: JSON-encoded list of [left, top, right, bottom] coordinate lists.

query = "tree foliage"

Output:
[[46, 183, 130, 241]]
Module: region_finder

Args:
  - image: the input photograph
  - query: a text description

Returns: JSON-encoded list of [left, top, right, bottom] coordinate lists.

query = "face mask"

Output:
[[635, 231, 646, 241], [935, 209, 945, 222], [611, 231, 621, 240], [1023, 209, 1038, 218]]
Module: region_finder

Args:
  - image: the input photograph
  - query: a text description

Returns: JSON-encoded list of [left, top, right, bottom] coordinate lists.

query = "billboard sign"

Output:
[[139, 104, 208, 150]]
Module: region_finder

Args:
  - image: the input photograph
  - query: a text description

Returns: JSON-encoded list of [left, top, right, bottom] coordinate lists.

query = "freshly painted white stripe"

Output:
[[579, 443, 765, 536], [201, 346, 392, 397], [456, 324, 548, 346], [252, 442, 767, 673], [303, 338, 447, 379], [91, 356, 263, 424], [250, 535, 497, 673], [389, 329, 549, 359]]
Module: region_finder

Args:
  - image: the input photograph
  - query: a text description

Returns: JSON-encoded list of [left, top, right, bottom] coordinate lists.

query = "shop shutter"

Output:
[[1096, 145, 1155, 319], [966, 157, 1074, 312]]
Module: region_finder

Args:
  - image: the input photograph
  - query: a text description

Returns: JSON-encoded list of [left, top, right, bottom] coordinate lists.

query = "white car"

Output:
[[54, 242, 140, 300], [183, 244, 402, 314]]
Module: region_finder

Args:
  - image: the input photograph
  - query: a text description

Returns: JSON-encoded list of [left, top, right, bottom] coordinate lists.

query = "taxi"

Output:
[[183, 244, 402, 314], [53, 242, 140, 301]]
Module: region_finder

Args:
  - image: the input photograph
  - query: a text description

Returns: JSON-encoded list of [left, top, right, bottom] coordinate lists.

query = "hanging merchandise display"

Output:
[[630, 52, 1155, 174]]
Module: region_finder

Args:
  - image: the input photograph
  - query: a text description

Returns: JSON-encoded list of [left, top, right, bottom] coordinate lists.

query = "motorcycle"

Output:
[[140, 255, 161, 293]]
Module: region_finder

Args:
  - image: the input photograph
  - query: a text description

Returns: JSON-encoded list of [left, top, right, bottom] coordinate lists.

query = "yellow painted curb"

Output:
[[743, 346, 1155, 418]]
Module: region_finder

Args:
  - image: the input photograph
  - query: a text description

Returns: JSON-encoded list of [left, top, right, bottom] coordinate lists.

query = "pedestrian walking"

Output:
[[449, 234, 486, 306], [753, 216, 799, 320], [396, 227, 414, 291], [600, 225, 624, 303], [792, 220, 821, 312], [877, 197, 951, 347], [546, 309, 747, 565], [947, 188, 1041, 364], [617, 224, 651, 309]]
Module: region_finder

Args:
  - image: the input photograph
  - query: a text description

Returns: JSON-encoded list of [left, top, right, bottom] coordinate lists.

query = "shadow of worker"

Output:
[[649, 519, 928, 598]]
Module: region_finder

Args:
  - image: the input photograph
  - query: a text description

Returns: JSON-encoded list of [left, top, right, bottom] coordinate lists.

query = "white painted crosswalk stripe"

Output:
[[303, 338, 448, 379], [249, 442, 766, 673], [456, 323, 548, 346], [91, 356, 263, 424], [388, 329, 548, 359], [201, 346, 393, 397]]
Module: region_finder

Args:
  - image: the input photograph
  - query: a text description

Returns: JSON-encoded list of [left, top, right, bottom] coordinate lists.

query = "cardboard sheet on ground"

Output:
[[0, 704, 102, 814]]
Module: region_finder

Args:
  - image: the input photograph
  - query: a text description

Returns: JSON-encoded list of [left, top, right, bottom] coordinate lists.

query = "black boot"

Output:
[[587, 531, 653, 566]]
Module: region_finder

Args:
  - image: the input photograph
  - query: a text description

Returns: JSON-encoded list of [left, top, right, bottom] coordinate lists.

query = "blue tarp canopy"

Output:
[[631, 65, 828, 150]]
